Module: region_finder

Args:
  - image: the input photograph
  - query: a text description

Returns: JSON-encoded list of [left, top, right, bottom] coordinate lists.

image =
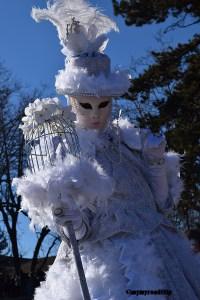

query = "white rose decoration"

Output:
[[19, 97, 76, 134]]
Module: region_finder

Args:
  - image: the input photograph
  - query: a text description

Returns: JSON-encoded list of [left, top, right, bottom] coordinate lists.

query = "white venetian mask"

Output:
[[69, 96, 112, 130]]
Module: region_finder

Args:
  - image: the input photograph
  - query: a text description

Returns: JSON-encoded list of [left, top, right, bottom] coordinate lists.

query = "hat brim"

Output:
[[55, 66, 131, 98]]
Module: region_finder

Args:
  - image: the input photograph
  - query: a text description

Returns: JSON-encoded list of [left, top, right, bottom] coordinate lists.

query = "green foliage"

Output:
[[112, 0, 200, 26], [112, 1, 200, 229]]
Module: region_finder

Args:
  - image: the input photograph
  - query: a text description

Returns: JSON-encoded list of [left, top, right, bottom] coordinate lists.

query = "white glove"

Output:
[[52, 200, 87, 240], [53, 203, 82, 230], [142, 132, 171, 212], [142, 132, 166, 165]]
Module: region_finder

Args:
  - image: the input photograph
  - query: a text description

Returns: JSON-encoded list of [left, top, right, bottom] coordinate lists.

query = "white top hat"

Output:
[[32, 0, 131, 97]]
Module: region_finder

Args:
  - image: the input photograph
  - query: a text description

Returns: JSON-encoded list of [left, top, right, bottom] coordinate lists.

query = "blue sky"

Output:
[[0, 1, 198, 257], [0, 0, 198, 95]]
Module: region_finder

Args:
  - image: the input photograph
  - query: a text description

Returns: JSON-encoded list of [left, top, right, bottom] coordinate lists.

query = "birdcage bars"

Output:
[[25, 115, 80, 173]]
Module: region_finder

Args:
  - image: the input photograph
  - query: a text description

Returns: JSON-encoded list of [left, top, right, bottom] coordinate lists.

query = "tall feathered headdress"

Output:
[[32, 0, 118, 56], [32, 0, 131, 97]]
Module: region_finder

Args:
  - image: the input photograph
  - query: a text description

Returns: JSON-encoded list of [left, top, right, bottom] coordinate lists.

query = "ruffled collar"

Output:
[[74, 117, 145, 162], [76, 122, 120, 158]]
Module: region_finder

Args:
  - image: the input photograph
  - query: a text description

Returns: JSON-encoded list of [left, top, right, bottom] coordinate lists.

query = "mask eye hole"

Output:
[[79, 103, 92, 109], [98, 101, 109, 109]]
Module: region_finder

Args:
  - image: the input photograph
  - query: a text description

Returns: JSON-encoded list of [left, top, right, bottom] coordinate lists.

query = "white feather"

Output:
[[65, 29, 90, 56], [32, 0, 119, 50], [55, 65, 131, 96], [13, 154, 114, 230], [87, 34, 109, 54]]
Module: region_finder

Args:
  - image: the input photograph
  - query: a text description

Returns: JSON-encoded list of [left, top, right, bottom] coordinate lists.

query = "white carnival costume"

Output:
[[13, 1, 200, 299]]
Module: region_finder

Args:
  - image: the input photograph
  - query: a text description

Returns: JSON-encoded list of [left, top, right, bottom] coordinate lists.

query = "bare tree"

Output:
[[0, 63, 59, 283], [0, 227, 8, 255]]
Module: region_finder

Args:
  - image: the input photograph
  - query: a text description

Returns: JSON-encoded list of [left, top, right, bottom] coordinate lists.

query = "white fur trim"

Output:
[[117, 118, 143, 150], [55, 65, 131, 96], [34, 235, 166, 300]]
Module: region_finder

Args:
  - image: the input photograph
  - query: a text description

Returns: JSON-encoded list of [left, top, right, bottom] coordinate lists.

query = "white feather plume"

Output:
[[13, 154, 114, 230], [32, 0, 119, 53]]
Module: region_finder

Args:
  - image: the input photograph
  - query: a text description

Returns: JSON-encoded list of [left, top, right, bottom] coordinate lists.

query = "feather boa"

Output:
[[13, 154, 114, 231]]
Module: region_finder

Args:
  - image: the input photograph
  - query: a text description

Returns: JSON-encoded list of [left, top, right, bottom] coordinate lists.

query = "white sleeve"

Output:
[[146, 152, 183, 213], [165, 151, 183, 207], [146, 162, 172, 213]]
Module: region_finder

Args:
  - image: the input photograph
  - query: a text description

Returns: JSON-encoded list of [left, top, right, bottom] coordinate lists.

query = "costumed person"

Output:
[[13, 0, 200, 299]]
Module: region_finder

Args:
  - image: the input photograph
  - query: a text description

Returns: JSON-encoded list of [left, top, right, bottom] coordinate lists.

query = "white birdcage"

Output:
[[25, 114, 80, 172], [20, 98, 80, 172]]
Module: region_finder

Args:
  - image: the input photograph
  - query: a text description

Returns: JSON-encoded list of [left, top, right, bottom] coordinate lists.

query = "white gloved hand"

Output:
[[142, 132, 166, 165], [52, 200, 89, 240], [52, 203, 83, 231], [142, 132, 170, 211]]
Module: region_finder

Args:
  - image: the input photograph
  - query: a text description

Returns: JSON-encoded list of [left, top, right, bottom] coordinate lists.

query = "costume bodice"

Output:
[[77, 126, 170, 242]]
